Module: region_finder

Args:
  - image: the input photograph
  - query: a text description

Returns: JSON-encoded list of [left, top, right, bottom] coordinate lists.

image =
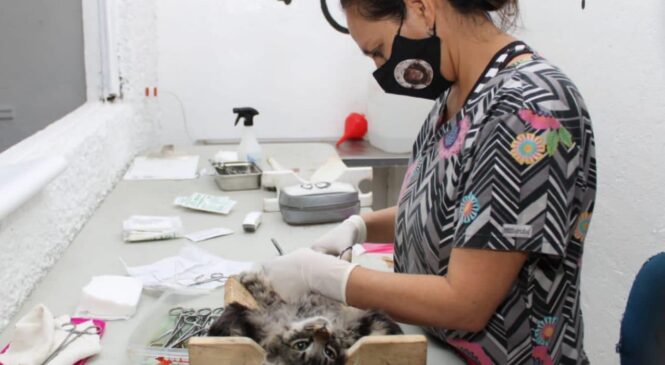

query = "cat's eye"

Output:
[[291, 339, 311, 351], [324, 345, 337, 360]]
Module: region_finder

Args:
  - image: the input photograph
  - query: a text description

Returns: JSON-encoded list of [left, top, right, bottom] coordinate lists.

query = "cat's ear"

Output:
[[208, 302, 263, 342], [356, 310, 404, 337]]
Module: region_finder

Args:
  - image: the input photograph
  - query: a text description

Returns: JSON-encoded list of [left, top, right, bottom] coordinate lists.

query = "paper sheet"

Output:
[[123, 156, 199, 180], [185, 227, 234, 242], [122, 244, 253, 291]]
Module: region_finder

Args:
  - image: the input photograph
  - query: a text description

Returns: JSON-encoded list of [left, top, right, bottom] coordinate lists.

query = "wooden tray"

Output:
[[188, 277, 428, 365]]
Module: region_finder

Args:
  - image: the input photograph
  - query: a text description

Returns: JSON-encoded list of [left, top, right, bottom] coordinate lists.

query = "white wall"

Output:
[[0, 0, 160, 332], [514, 1, 665, 363], [157, 0, 373, 144]]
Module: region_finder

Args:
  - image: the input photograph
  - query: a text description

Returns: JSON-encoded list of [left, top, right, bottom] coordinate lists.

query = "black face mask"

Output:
[[373, 22, 452, 100]]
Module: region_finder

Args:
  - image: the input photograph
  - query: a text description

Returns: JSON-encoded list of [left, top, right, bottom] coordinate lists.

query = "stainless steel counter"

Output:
[[199, 138, 410, 168], [334, 140, 410, 167]]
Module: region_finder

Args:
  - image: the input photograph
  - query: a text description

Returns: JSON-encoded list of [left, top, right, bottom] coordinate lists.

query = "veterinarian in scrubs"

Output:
[[264, 0, 596, 363]]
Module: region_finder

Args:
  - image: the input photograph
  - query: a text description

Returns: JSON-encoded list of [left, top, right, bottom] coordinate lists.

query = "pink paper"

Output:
[[362, 243, 395, 254], [1, 317, 106, 365]]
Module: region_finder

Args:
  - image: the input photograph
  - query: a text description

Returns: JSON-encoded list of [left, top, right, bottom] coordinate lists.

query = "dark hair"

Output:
[[340, 0, 518, 28]]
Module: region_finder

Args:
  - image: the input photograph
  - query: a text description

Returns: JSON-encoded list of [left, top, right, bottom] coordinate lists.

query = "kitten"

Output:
[[208, 271, 403, 365]]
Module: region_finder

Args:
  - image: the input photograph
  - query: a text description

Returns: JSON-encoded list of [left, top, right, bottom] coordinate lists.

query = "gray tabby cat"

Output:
[[208, 271, 403, 365]]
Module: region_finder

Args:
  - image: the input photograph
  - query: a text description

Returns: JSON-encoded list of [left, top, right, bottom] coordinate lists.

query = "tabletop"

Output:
[[0, 143, 463, 365]]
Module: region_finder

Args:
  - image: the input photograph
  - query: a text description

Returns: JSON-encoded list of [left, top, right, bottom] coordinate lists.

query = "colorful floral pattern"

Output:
[[447, 339, 494, 365], [460, 193, 480, 224], [519, 108, 575, 156], [440, 116, 471, 159], [533, 346, 554, 365], [519, 109, 561, 130], [511, 133, 546, 165], [574, 212, 592, 240], [533, 316, 558, 345]]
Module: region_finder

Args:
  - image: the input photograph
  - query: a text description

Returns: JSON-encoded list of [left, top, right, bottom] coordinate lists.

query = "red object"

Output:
[[336, 113, 368, 147]]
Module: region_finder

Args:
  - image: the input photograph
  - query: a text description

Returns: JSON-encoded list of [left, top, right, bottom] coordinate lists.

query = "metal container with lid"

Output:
[[212, 161, 262, 191], [278, 181, 360, 225]]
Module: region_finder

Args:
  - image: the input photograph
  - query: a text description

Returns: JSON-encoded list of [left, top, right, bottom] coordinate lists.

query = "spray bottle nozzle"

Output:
[[233, 107, 260, 127]]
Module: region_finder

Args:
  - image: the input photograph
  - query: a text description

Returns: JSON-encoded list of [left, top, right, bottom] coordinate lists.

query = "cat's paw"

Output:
[[238, 270, 283, 307], [357, 310, 404, 337], [208, 302, 263, 342]]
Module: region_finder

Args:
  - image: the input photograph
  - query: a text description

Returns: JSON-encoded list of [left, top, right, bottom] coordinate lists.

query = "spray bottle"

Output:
[[233, 107, 263, 166]]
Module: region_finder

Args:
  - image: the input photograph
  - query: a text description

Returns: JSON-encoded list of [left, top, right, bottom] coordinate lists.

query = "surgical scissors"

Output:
[[338, 245, 353, 260], [41, 323, 101, 365], [187, 273, 226, 287]]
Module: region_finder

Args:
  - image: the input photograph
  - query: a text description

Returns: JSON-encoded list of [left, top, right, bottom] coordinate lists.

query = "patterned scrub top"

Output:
[[394, 42, 596, 365]]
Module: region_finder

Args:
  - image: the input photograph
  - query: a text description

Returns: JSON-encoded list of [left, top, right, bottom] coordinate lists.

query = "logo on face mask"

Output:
[[372, 21, 452, 100], [394, 59, 434, 89]]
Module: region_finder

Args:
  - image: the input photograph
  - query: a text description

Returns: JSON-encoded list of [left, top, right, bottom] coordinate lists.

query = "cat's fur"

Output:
[[208, 271, 403, 365]]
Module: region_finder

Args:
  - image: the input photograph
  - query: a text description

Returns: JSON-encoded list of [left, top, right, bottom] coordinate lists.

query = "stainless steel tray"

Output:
[[212, 161, 262, 191]]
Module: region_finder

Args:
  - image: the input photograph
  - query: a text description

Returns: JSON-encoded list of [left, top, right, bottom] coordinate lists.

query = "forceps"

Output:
[[165, 308, 214, 348], [150, 307, 195, 346], [41, 323, 102, 365]]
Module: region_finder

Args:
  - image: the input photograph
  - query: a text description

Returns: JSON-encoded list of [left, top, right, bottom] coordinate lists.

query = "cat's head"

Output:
[[265, 315, 346, 365], [209, 303, 347, 365]]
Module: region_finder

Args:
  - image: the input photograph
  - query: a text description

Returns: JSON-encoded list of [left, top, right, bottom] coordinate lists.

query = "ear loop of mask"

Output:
[[397, 16, 405, 36], [396, 16, 437, 38]]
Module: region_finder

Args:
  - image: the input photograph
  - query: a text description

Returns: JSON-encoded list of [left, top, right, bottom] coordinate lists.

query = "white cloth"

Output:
[[0, 305, 54, 365], [0, 305, 101, 365], [311, 215, 367, 261], [46, 318, 102, 365], [261, 248, 358, 304]]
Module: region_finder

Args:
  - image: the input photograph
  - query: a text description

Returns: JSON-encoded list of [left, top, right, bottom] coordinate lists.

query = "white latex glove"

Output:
[[261, 248, 358, 304], [311, 215, 367, 261]]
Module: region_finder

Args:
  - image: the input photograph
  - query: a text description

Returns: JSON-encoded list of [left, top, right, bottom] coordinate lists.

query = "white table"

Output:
[[0, 143, 464, 364]]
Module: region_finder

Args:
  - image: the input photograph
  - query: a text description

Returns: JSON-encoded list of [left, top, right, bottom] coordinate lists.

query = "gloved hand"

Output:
[[261, 248, 358, 304], [311, 215, 367, 261]]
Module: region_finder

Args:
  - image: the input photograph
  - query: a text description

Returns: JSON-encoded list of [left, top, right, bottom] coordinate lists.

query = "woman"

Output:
[[264, 0, 596, 364]]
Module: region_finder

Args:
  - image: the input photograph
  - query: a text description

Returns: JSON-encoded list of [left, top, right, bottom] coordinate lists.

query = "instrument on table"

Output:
[[41, 323, 102, 365], [150, 306, 225, 349]]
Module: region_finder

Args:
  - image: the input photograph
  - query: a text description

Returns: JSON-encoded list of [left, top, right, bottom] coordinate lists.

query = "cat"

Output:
[[208, 271, 403, 365]]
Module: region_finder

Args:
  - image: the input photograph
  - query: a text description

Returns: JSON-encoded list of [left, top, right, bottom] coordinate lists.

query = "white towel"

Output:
[[0, 305, 101, 365]]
